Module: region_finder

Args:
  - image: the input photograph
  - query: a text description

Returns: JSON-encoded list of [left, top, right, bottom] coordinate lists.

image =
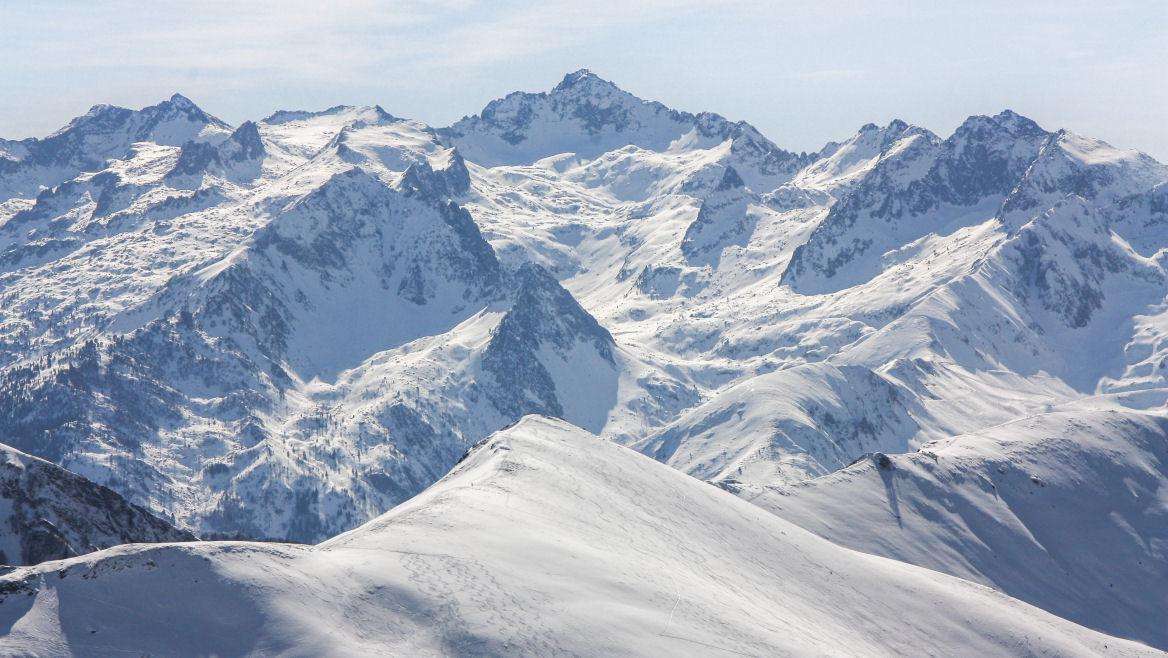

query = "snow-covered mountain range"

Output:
[[1, 69, 1166, 652]]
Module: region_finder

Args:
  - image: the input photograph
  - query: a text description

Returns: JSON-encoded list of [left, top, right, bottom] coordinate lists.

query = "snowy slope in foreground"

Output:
[[0, 417, 1155, 656], [740, 402, 1168, 649]]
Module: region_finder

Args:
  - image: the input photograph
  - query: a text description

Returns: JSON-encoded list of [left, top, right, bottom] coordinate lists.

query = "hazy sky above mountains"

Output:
[[2, 0, 1165, 159]]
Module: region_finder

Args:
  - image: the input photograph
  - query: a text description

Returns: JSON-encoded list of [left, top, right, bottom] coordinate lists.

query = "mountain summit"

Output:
[[439, 69, 804, 181]]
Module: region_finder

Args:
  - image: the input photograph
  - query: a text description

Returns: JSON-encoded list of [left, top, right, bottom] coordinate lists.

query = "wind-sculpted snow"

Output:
[[741, 403, 1168, 649], [0, 417, 1158, 656]]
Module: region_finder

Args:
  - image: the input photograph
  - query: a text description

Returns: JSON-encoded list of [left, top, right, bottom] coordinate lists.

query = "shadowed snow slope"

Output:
[[741, 403, 1168, 649], [0, 417, 1157, 656]]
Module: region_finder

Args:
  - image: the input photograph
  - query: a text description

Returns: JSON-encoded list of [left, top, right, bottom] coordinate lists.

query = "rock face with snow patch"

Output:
[[680, 165, 759, 263], [481, 263, 616, 428], [0, 155, 512, 541], [783, 111, 1052, 293], [0, 442, 193, 566], [1002, 195, 1164, 329], [167, 120, 266, 180]]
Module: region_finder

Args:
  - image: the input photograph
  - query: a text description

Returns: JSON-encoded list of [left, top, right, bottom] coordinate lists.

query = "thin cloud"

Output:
[[787, 69, 866, 82]]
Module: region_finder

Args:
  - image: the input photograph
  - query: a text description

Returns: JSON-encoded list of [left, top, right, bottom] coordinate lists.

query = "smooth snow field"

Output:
[[0, 417, 1158, 657]]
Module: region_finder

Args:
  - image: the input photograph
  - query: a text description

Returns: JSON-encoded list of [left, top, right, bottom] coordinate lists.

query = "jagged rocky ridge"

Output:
[[0, 94, 230, 199], [441, 69, 812, 190], [0, 442, 193, 566]]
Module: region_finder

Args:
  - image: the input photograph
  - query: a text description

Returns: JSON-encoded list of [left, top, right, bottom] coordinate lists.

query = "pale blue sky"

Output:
[[2, 0, 1166, 159]]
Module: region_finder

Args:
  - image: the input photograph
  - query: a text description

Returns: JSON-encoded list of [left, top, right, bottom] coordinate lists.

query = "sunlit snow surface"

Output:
[[0, 417, 1158, 656]]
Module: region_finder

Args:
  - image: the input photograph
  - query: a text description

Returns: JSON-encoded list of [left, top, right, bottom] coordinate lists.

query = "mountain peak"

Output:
[[148, 93, 227, 130], [553, 68, 604, 92], [261, 105, 394, 128], [479, 262, 616, 426], [203, 119, 265, 166], [231, 119, 260, 140], [168, 92, 197, 109], [83, 103, 121, 117], [157, 93, 222, 123], [993, 108, 1043, 130], [506, 262, 615, 361], [442, 70, 798, 172], [853, 119, 916, 138], [548, 69, 626, 102], [954, 109, 1047, 140], [229, 120, 264, 155]]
